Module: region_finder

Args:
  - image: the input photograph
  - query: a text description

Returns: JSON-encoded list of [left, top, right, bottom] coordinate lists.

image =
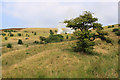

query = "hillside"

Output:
[[1, 24, 119, 78]]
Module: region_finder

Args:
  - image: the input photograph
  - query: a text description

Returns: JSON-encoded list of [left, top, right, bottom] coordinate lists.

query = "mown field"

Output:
[[1, 24, 119, 78]]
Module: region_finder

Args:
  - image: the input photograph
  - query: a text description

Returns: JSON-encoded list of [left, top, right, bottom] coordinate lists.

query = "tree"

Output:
[[18, 39, 23, 44], [64, 11, 109, 54]]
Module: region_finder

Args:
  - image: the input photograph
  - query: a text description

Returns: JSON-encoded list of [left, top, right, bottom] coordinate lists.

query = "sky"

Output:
[[0, 0, 119, 29]]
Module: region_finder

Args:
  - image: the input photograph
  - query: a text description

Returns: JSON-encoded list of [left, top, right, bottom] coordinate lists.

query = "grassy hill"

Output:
[[1, 24, 119, 78]]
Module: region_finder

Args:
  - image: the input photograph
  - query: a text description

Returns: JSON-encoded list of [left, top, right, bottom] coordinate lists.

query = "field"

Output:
[[1, 24, 119, 78]]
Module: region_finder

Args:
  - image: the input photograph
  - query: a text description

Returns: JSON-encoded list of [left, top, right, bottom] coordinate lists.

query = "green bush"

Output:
[[7, 43, 12, 48], [50, 30, 54, 35], [10, 33, 14, 37], [112, 28, 119, 32], [55, 30, 57, 33], [66, 35, 69, 39], [118, 40, 120, 44], [115, 31, 120, 36], [108, 26, 112, 28], [5, 37, 7, 40], [34, 32, 37, 35], [17, 33, 21, 36], [18, 39, 23, 44], [34, 41, 39, 44], [105, 37, 113, 44], [112, 25, 114, 27], [2, 33, 6, 36]]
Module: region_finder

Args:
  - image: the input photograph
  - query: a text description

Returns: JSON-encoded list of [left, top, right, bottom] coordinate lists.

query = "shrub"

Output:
[[34, 32, 36, 35], [5, 37, 7, 40], [34, 41, 39, 44], [18, 39, 23, 44], [24, 31, 28, 32], [118, 40, 120, 44], [105, 37, 113, 44], [2, 33, 6, 36], [108, 26, 112, 28], [112, 28, 119, 32], [66, 35, 69, 39], [48, 34, 64, 43], [71, 36, 76, 40], [7, 43, 12, 48], [50, 30, 54, 35], [17, 33, 21, 36], [10, 33, 14, 37], [55, 30, 57, 33], [112, 25, 114, 27], [115, 31, 120, 36]]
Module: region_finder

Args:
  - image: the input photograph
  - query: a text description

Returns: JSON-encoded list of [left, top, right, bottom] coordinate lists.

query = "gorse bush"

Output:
[[7, 43, 12, 48], [118, 40, 120, 44], [10, 33, 14, 37], [112, 28, 119, 32], [66, 35, 69, 39], [40, 34, 64, 44], [5, 37, 7, 40], [34, 41, 39, 44], [34, 32, 37, 35], [17, 33, 21, 36], [18, 39, 23, 44], [50, 30, 54, 35], [115, 31, 120, 36]]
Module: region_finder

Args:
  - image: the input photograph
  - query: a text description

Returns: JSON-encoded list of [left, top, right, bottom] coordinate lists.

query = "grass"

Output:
[[1, 24, 119, 78]]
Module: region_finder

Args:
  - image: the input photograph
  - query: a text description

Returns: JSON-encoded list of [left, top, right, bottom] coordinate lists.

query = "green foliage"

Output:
[[5, 37, 8, 40], [105, 37, 114, 44], [2, 33, 6, 36], [66, 35, 69, 39], [50, 30, 54, 35], [34, 32, 37, 35], [108, 26, 112, 28], [118, 40, 120, 44], [40, 34, 64, 44], [64, 11, 108, 54], [17, 33, 22, 36], [115, 31, 120, 36], [112, 28, 119, 32], [10, 33, 14, 37], [112, 25, 114, 27], [18, 39, 23, 44], [55, 30, 57, 33], [7, 43, 12, 48], [34, 41, 39, 44]]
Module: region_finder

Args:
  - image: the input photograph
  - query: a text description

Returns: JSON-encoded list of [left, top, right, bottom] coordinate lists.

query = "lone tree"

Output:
[[18, 39, 23, 44], [64, 11, 109, 54]]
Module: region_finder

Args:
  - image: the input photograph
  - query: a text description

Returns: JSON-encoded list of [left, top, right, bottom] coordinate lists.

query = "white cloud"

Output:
[[2, 2, 118, 28]]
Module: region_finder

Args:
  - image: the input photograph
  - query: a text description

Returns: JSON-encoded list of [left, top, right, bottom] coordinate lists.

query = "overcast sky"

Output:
[[0, 0, 119, 29]]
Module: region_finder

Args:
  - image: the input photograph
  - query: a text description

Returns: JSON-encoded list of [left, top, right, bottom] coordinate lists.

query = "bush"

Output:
[[108, 26, 112, 28], [5, 37, 7, 40], [48, 34, 64, 43], [105, 37, 113, 44], [55, 30, 57, 33], [118, 40, 120, 44], [112, 28, 119, 32], [2, 33, 6, 36], [18, 39, 23, 44], [10, 33, 14, 37], [112, 25, 114, 27], [17, 33, 21, 36], [115, 31, 120, 36], [34, 32, 36, 35], [34, 41, 39, 44], [66, 35, 69, 39], [7, 43, 12, 48], [50, 30, 54, 35]]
